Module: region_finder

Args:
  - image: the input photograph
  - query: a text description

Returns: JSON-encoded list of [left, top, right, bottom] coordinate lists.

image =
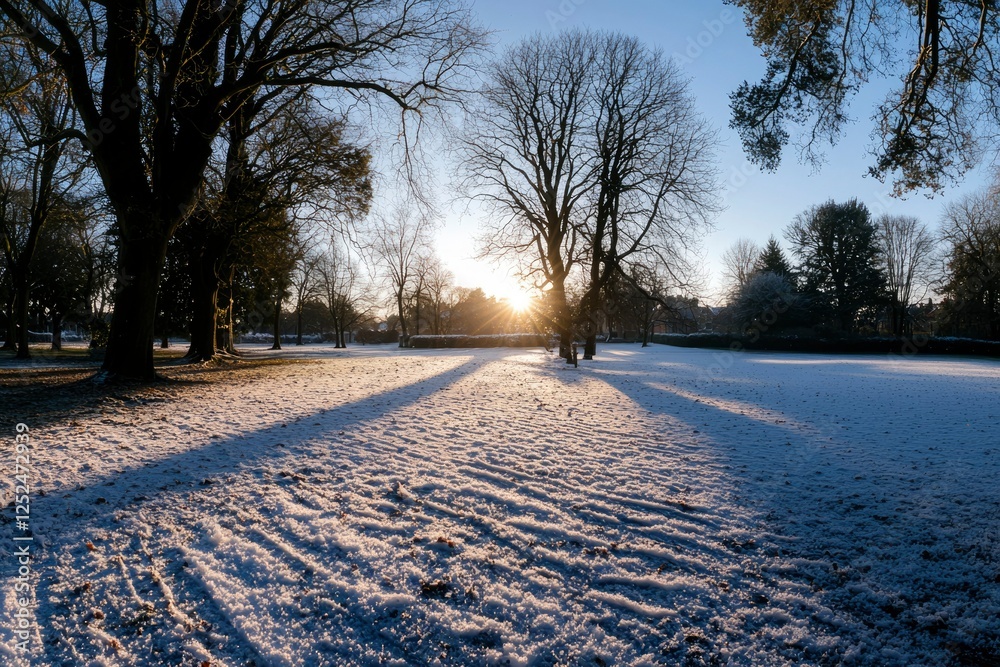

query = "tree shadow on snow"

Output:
[[10, 353, 493, 664], [592, 360, 1000, 665]]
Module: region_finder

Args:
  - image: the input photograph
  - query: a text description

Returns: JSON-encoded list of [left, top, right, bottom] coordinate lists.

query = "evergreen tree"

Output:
[[730, 1, 1000, 193], [787, 200, 887, 333], [755, 236, 794, 281], [729, 271, 809, 334]]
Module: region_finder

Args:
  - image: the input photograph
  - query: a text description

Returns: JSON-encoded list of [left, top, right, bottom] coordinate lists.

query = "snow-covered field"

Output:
[[1, 344, 998, 666]]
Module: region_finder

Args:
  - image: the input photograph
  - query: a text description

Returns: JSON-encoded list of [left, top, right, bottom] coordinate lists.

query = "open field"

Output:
[[1, 344, 998, 666]]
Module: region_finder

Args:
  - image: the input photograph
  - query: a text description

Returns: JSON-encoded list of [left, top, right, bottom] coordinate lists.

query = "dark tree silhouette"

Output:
[[877, 214, 935, 336], [459, 32, 593, 358], [579, 32, 718, 358], [787, 199, 887, 333], [0, 0, 482, 379], [754, 235, 795, 281], [729, 0, 1000, 194], [30, 201, 91, 350], [182, 99, 371, 361], [317, 241, 370, 348], [938, 191, 1000, 339], [0, 42, 80, 359], [461, 31, 717, 359]]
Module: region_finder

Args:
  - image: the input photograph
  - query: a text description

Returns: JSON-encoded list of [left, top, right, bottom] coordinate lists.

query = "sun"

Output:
[[491, 272, 535, 313], [505, 291, 534, 313]]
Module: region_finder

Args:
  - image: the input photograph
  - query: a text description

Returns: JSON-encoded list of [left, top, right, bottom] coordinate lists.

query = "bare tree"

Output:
[[459, 31, 593, 358], [423, 260, 454, 334], [938, 191, 1000, 339], [460, 31, 718, 359], [29, 198, 93, 350], [613, 264, 668, 347], [0, 0, 483, 379], [184, 106, 363, 359], [183, 94, 372, 361], [578, 32, 719, 358], [407, 254, 433, 336], [75, 207, 117, 346], [721, 238, 761, 299], [318, 241, 370, 347], [877, 215, 936, 336], [368, 205, 433, 346], [291, 247, 323, 346], [255, 213, 302, 351], [0, 42, 82, 359]]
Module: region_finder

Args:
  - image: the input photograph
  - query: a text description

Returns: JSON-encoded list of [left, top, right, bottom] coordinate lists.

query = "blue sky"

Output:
[[434, 0, 994, 304]]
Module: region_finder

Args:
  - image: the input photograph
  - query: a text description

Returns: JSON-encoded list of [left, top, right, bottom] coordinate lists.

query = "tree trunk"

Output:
[[216, 299, 236, 354], [895, 303, 906, 337], [271, 298, 282, 350], [580, 285, 601, 359], [101, 235, 170, 380], [396, 289, 408, 347], [216, 300, 228, 352], [188, 281, 218, 360], [14, 276, 30, 360], [550, 279, 572, 359], [51, 313, 63, 351], [186, 247, 221, 361], [88, 323, 102, 348], [296, 306, 304, 345], [2, 297, 15, 351], [219, 268, 239, 355]]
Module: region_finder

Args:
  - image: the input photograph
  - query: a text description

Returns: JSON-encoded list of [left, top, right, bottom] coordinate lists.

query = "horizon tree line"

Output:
[[719, 189, 1000, 340]]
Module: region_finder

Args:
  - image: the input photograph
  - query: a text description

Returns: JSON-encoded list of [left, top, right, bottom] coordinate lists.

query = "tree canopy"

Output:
[[787, 199, 886, 332], [728, 0, 1000, 194], [0, 0, 483, 378]]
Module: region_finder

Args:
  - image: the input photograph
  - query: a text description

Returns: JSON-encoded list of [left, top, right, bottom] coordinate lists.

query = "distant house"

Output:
[[651, 298, 717, 335]]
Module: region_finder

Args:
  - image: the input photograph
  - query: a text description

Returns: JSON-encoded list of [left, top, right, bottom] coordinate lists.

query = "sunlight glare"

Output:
[[506, 291, 534, 313]]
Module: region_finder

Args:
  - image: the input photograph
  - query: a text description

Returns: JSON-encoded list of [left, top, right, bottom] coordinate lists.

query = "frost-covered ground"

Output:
[[1, 344, 998, 666]]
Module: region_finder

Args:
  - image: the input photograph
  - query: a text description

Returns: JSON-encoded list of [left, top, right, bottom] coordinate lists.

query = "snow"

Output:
[[1, 344, 998, 665]]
